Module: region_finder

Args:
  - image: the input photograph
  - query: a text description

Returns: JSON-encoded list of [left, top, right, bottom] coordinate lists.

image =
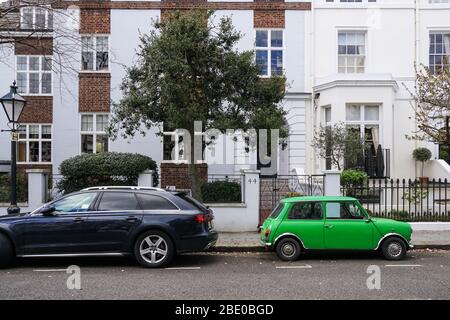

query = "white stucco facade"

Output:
[[308, 0, 450, 179]]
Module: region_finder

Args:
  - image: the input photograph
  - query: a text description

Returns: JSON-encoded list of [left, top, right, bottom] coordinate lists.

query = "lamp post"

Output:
[[0, 81, 27, 214]]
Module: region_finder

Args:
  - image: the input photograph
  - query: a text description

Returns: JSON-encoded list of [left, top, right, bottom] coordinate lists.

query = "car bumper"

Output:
[[260, 239, 272, 248], [177, 230, 219, 253]]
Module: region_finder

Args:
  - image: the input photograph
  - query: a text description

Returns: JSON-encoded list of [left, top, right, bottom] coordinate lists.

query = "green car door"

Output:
[[323, 201, 374, 250], [275, 201, 325, 249]]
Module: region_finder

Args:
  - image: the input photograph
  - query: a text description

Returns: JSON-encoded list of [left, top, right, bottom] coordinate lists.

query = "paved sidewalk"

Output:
[[215, 229, 450, 251]]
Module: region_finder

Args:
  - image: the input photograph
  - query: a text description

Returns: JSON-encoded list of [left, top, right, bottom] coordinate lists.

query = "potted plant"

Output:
[[412, 147, 432, 184]]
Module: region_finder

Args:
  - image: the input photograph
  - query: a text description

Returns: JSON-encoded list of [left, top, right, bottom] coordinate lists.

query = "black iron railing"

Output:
[[341, 178, 450, 221], [345, 148, 390, 178]]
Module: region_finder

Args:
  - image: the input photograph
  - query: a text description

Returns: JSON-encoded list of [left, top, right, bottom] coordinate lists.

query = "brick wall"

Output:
[[160, 163, 208, 189], [79, 73, 111, 112], [79, 9, 111, 34], [254, 10, 285, 28], [19, 96, 52, 123], [14, 37, 53, 55]]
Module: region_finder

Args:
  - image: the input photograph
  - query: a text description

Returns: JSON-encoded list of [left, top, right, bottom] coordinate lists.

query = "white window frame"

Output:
[[17, 124, 52, 164], [323, 105, 332, 125], [345, 104, 382, 146], [429, 0, 450, 4], [161, 130, 189, 164], [337, 30, 367, 74], [80, 113, 110, 154], [429, 31, 450, 74], [16, 55, 53, 95], [80, 35, 110, 72], [255, 29, 284, 78], [20, 6, 53, 30]]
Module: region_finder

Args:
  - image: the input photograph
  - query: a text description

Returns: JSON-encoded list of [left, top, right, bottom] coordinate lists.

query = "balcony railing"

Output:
[[345, 148, 390, 179]]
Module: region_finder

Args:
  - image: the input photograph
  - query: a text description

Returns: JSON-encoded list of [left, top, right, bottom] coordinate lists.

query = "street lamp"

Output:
[[0, 81, 27, 214]]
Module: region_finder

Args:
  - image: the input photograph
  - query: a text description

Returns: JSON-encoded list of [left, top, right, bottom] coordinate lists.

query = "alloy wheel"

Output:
[[139, 235, 168, 264]]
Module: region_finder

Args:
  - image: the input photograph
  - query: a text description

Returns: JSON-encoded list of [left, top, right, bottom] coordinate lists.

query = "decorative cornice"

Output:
[[314, 78, 399, 93], [53, 1, 311, 10]]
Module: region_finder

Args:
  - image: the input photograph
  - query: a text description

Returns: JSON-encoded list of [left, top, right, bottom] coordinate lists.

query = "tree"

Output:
[[412, 147, 432, 178], [410, 64, 450, 146], [107, 10, 288, 200], [311, 123, 363, 171]]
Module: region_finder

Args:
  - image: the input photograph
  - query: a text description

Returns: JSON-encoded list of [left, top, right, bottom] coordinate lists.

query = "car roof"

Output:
[[281, 196, 358, 203]]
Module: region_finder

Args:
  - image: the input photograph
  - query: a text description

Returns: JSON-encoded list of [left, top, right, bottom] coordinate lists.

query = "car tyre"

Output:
[[134, 230, 174, 268], [275, 237, 301, 261], [0, 233, 14, 269], [381, 237, 407, 260]]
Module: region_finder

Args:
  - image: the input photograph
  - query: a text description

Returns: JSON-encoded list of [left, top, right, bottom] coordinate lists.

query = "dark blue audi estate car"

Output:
[[0, 186, 218, 268]]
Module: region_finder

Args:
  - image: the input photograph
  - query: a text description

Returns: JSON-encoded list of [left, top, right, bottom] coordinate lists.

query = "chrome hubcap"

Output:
[[388, 242, 402, 258], [282, 242, 296, 258], [140, 235, 168, 264]]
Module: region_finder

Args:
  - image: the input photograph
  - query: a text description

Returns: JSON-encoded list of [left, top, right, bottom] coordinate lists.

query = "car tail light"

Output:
[[265, 228, 271, 238], [194, 214, 213, 224]]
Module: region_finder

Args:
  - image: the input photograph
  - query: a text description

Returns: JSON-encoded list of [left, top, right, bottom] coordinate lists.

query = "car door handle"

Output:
[[126, 216, 138, 222], [73, 217, 85, 223], [324, 224, 334, 229]]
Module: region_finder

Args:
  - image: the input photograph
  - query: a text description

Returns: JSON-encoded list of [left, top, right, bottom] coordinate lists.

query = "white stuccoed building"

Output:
[[307, 0, 450, 180]]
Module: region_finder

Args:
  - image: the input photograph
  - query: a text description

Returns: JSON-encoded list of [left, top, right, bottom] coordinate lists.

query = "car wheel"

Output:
[[275, 237, 301, 261], [134, 230, 174, 268], [381, 237, 407, 260], [0, 233, 14, 269]]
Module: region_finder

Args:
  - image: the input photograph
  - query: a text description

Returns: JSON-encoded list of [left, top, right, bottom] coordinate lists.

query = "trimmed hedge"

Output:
[[201, 180, 241, 203], [57, 152, 158, 194], [0, 173, 28, 203]]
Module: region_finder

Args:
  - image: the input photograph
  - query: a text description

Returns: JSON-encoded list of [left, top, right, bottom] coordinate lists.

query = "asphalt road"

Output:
[[0, 250, 449, 300]]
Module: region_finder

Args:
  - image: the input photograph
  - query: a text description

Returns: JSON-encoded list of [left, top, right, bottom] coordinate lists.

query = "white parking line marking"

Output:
[[165, 267, 201, 270], [275, 265, 312, 269], [385, 264, 423, 267], [33, 269, 67, 272]]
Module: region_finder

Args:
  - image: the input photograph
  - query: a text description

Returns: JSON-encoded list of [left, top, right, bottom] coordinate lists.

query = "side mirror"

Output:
[[40, 205, 56, 216]]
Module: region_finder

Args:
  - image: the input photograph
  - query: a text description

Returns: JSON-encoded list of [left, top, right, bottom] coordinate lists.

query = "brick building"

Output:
[[0, 0, 311, 187]]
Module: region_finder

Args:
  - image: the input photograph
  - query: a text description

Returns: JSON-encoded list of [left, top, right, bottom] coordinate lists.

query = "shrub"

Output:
[[341, 169, 369, 197], [283, 192, 302, 199], [0, 173, 28, 203], [389, 210, 409, 221], [57, 152, 158, 194], [341, 169, 368, 187], [201, 181, 241, 203]]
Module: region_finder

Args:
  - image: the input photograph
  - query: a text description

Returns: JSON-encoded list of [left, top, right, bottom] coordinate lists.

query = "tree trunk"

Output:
[[188, 129, 203, 201]]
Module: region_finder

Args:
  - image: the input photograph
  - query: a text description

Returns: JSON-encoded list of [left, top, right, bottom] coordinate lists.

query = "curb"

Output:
[[412, 244, 450, 250], [210, 245, 450, 253], [210, 246, 265, 253]]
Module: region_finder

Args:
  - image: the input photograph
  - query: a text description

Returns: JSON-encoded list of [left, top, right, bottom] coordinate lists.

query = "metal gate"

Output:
[[259, 175, 325, 225]]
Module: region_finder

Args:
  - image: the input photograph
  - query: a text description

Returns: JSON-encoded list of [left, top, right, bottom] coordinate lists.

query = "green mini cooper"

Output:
[[260, 196, 413, 261]]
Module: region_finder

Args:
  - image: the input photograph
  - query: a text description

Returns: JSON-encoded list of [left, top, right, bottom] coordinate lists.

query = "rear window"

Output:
[[97, 192, 140, 211], [269, 203, 285, 219], [136, 194, 178, 210], [175, 193, 208, 212]]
